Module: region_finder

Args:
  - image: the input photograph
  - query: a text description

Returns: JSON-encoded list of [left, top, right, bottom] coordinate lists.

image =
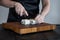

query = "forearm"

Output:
[[40, 3, 50, 17], [1, 0, 16, 8], [39, 0, 50, 18]]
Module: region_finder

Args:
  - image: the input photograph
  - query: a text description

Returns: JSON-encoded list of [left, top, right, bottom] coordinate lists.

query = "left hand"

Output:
[[35, 14, 45, 23]]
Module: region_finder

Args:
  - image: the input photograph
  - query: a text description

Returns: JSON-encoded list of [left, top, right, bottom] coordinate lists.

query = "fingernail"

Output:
[[27, 14, 28, 16], [20, 13, 22, 16], [20, 14, 22, 16]]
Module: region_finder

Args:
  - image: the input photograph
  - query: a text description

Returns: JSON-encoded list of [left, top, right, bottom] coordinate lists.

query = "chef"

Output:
[[1, 0, 50, 23]]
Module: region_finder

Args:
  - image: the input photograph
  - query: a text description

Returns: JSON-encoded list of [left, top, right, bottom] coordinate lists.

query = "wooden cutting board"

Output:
[[2, 22, 56, 34]]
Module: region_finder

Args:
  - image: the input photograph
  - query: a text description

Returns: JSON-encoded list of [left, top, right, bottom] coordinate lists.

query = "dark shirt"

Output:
[[7, 0, 40, 22]]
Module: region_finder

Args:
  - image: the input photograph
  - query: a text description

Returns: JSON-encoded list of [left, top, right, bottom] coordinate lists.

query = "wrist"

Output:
[[11, 1, 18, 8], [8, 1, 17, 8], [14, 2, 21, 7], [39, 14, 45, 18], [39, 13, 46, 18], [14, 2, 18, 7], [37, 14, 45, 19]]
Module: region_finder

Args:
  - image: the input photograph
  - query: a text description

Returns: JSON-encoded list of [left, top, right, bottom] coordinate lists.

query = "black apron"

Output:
[[7, 0, 40, 22]]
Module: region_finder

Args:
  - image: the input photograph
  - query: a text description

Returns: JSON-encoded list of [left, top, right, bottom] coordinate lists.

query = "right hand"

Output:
[[15, 2, 28, 16]]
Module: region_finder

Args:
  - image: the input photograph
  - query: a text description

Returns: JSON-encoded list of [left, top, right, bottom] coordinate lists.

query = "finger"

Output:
[[20, 11, 22, 16], [35, 18, 41, 23], [24, 10, 28, 16], [35, 17, 38, 21], [41, 20, 45, 23], [20, 10, 23, 16], [15, 7, 20, 15], [35, 16, 39, 20], [35, 16, 37, 20], [35, 18, 37, 22], [35, 18, 39, 23], [17, 9, 20, 15]]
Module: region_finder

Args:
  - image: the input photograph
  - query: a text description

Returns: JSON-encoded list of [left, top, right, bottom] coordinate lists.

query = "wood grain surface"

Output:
[[2, 22, 56, 34]]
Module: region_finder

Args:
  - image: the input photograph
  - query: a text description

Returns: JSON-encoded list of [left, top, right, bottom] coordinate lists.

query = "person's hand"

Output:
[[15, 2, 28, 16], [35, 14, 45, 23]]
